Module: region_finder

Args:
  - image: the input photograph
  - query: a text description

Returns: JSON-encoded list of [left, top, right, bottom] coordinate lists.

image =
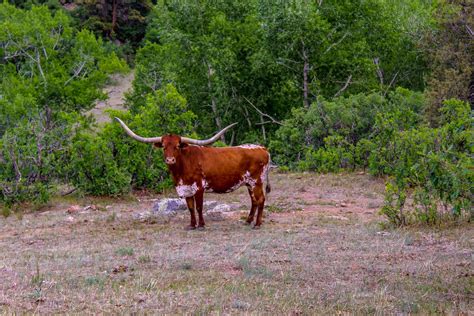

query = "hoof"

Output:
[[253, 225, 262, 230], [244, 220, 252, 225], [185, 225, 196, 231], [196, 226, 205, 231]]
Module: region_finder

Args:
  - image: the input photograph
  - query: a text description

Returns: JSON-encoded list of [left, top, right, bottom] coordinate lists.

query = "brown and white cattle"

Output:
[[115, 118, 271, 229]]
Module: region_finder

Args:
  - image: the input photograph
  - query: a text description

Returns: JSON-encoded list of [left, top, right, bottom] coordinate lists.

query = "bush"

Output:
[[0, 113, 80, 206], [271, 88, 471, 226], [270, 88, 424, 170], [379, 99, 473, 225]]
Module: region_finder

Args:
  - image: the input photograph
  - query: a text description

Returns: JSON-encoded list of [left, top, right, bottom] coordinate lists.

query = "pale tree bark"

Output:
[[302, 40, 310, 108], [111, 0, 118, 35], [206, 62, 225, 142]]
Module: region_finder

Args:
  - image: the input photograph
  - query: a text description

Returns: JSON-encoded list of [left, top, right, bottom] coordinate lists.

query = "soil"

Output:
[[0, 172, 472, 314]]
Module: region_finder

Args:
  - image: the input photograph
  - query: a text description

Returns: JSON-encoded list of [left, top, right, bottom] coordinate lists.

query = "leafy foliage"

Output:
[[137, 0, 432, 143], [423, 0, 474, 125], [0, 3, 126, 205], [271, 90, 472, 225]]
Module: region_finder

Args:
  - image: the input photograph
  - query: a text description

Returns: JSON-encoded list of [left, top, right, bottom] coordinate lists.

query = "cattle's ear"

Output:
[[153, 142, 162, 148], [179, 142, 188, 149]]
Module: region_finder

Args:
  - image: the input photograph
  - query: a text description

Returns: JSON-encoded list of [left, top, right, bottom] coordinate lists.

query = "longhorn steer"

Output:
[[115, 118, 271, 229]]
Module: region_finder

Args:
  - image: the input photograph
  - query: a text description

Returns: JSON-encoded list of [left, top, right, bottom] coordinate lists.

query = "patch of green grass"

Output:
[[237, 256, 273, 279], [106, 212, 117, 222], [84, 276, 105, 289], [138, 255, 151, 263], [267, 204, 285, 213], [31, 261, 44, 287], [1, 206, 11, 217], [115, 247, 134, 256]]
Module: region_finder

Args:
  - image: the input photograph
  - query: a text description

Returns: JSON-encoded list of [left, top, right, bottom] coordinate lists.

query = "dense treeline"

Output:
[[0, 0, 472, 224]]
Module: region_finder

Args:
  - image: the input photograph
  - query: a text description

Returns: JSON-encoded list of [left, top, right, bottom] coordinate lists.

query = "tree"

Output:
[[423, 0, 474, 125], [71, 0, 153, 48], [0, 3, 127, 205]]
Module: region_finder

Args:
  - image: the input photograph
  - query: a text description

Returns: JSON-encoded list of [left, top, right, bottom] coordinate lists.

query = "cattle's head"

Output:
[[115, 118, 237, 165], [155, 135, 185, 165]]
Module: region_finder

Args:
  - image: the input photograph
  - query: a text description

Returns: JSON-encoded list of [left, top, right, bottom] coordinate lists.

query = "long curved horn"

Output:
[[115, 117, 162, 143], [181, 123, 238, 146]]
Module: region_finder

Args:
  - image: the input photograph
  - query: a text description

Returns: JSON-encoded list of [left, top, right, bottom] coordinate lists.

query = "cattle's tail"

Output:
[[265, 173, 271, 194], [265, 153, 272, 195]]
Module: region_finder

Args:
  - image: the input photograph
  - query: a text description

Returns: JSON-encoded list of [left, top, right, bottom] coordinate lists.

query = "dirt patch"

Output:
[[86, 72, 134, 124], [0, 173, 472, 314]]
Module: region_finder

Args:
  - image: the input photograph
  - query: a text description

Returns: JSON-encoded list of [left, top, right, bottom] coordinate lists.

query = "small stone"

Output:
[[327, 215, 349, 221], [83, 204, 98, 211], [340, 202, 348, 208], [206, 210, 224, 221], [204, 200, 219, 209], [66, 205, 81, 214], [211, 204, 232, 213], [152, 198, 187, 216]]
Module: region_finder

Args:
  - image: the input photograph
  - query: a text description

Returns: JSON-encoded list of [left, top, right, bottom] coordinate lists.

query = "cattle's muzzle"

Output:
[[165, 157, 176, 165]]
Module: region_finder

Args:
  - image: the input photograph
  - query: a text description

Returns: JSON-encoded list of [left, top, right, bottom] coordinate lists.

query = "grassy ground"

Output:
[[0, 173, 472, 314]]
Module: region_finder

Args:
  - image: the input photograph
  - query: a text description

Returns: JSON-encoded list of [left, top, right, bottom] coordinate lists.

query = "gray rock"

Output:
[[133, 211, 152, 221], [134, 199, 242, 223], [152, 198, 187, 216], [211, 204, 232, 213], [203, 200, 219, 209], [206, 209, 225, 221]]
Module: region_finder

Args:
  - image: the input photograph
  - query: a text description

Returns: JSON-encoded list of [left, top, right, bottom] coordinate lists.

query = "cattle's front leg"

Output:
[[194, 189, 205, 229], [185, 197, 197, 230]]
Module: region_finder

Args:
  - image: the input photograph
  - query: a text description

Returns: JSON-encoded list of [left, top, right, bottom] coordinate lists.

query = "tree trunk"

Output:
[[260, 114, 266, 142], [302, 40, 310, 108], [206, 62, 225, 142], [111, 0, 118, 35], [469, 70, 474, 108]]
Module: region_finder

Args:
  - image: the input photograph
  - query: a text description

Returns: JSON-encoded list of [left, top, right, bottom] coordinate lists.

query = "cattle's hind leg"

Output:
[[185, 197, 197, 230], [246, 187, 257, 225], [194, 189, 205, 229], [254, 184, 265, 228]]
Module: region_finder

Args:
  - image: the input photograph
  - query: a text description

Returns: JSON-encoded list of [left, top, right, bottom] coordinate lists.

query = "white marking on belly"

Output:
[[244, 171, 257, 189], [176, 182, 198, 198], [226, 179, 244, 193], [202, 179, 213, 192], [226, 170, 258, 193]]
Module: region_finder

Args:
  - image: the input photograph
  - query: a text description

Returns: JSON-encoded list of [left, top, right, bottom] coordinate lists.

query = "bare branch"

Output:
[[466, 24, 474, 37], [373, 57, 384, 85], [323, 32, 349, 55], [334, 74, 352, 98], [243, 96, 284, 126], [64, 60, 87, 86], [383, 71, 399, 96]]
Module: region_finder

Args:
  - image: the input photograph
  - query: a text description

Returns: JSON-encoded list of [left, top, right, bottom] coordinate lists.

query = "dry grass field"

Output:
[[0, 173, 472, 314]]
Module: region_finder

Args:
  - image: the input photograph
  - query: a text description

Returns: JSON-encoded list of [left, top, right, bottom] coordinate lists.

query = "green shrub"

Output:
[[270, 88, 424, 168], [379, 100, 473, 226], [0, 114, 80, 206]]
